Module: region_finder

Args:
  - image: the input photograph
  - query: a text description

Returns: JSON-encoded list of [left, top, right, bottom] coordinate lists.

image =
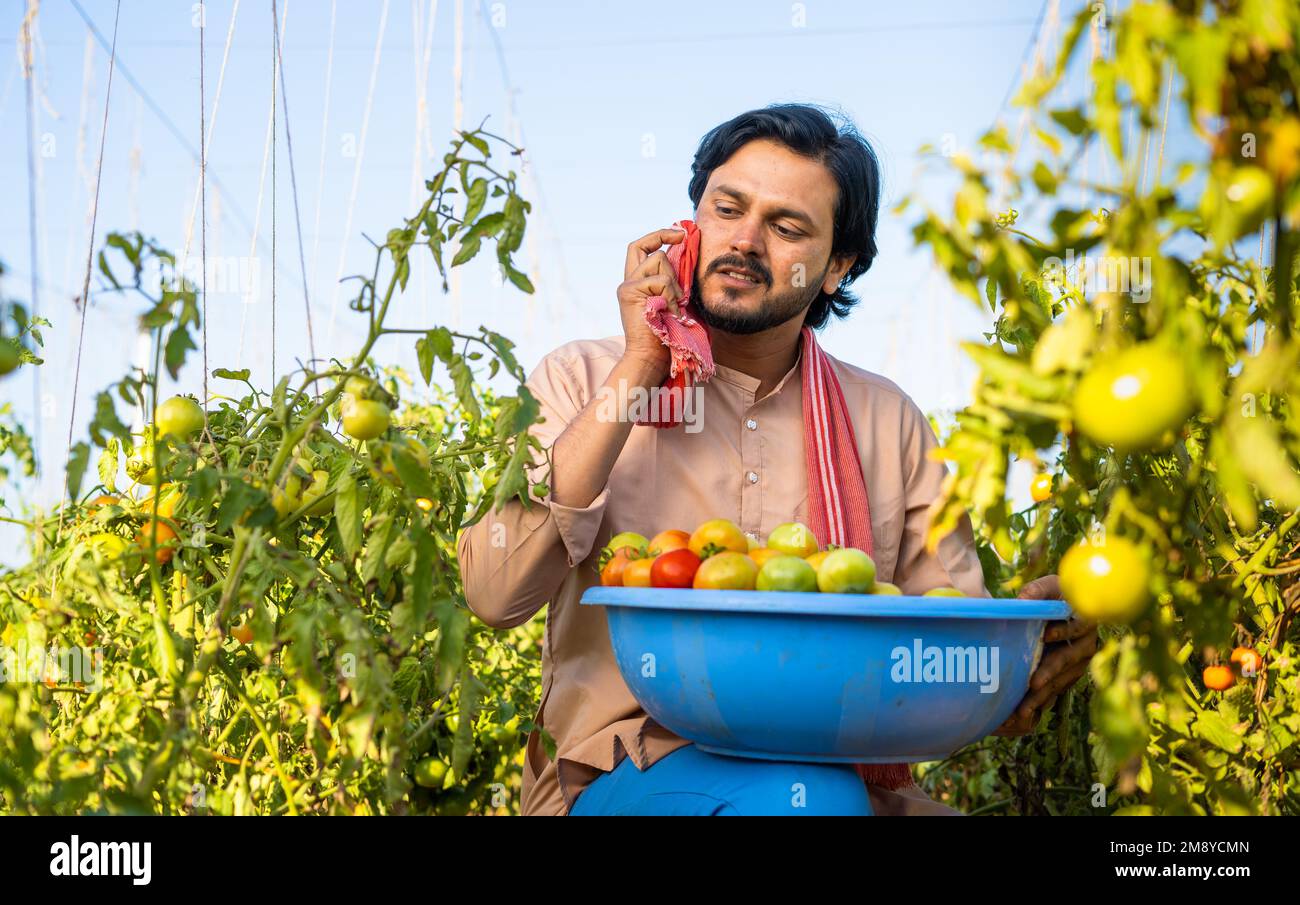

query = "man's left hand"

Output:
[[993, 575, 1098, 737]]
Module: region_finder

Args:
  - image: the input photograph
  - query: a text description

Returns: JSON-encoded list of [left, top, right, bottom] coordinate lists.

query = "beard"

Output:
[[690, 256, 828, 335]]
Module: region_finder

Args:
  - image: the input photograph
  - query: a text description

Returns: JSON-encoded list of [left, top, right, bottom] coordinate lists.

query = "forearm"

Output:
[[550, 354, 665, 509]]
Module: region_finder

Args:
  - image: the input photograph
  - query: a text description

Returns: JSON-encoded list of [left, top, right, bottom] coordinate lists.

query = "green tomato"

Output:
[[765, 521, 819, 558], [755, 555, 819, 592], [342, 399, 391, 441], [602, 531, 648, 563], [815, 548, 876, 594], [155, 396, 205, 440], [871, 581, 903, 595], [922, 587, 966, 598], [413, 756, 450, 789], [300, 470, 332, 517]]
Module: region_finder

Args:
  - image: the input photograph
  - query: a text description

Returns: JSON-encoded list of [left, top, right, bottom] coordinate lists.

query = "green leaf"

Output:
[[434, 600, 470, 693], [451, 236, 482, 268], [452, 673, 485, 779], [1193, 710, 1243, 754], [492, 438, 532, 510], [359, 515, 394, 587], [1031, 161, 1058, 195], [1049, 106, 1088, 135], [449, 357, 481, 421], [163, 327, 197, 379], [335, 473, 363, 558], [215, 478, 275, 532], [463, 178, 488, 225], [213, 367, 251, 382], [66, 442, 91, 500], [429, 326, 454, 362], [415, 334, 435, 385], [97, 438, 120, 493], [390, 445, 436, 499], [89, 391, 130, 448], [501, 260, 535, 294]]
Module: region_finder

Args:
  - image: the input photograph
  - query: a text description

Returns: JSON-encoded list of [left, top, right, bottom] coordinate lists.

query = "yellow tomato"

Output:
[[1059, 536, 1149, 624], [693, 552, 758, 590], [688, 518, 748, 559], [1073, 345, 1193, 452], [1030, 473, 1053, 503]]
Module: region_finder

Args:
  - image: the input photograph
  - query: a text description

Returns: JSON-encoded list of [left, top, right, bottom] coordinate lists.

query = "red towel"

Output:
[[635, 219, 914, 791], [634, 220, 715, 427]]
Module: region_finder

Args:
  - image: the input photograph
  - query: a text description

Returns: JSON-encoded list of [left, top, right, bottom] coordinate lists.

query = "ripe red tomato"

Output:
[[650, 548, 701, 588]]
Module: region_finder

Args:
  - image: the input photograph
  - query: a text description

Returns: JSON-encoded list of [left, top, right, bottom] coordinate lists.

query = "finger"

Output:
[[1029, 633, 1097, 691], [1043, 617, 1097, 643], [1021, 660, 1090, 715], [993, 711, 1034, 737], [1018, 575, 1061, 600], [624, 274, 682, 316], [624, 228, 686, 280], [634, 252, 684, 315]]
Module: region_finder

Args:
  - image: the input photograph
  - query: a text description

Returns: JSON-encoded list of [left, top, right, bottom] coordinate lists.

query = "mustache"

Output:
[[706, 257, 770, 285]]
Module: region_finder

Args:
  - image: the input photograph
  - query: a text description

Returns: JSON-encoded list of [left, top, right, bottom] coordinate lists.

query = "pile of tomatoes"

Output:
[[597, 518, 966, 596]]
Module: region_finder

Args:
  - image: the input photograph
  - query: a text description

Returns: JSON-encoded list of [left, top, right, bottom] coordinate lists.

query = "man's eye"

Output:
[[775, 224, 799, 238], [717, 206, 739, 216]]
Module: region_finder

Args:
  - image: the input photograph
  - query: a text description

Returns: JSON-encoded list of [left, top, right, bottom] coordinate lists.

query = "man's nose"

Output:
[[728, 215, 766, 258]]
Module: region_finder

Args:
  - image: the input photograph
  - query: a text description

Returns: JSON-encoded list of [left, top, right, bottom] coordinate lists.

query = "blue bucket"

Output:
[[581, 587, 1072, 763]]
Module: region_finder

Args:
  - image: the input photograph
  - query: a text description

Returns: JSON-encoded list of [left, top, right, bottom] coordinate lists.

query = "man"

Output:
[[456, 104, 1096, 816]]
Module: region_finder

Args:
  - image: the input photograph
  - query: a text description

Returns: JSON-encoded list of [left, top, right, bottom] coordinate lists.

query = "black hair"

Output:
[[687, 103, 881, 330]]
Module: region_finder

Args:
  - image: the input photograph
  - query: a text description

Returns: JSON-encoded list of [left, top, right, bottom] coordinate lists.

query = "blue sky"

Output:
[[2, 0, 1092, 519]]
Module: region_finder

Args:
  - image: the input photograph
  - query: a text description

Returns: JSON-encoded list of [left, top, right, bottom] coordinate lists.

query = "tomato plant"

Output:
[[909, 1, 1300, 814], [0, 126, 553, 815]]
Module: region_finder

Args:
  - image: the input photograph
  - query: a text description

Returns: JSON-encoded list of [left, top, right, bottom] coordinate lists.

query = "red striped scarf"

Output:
[[636, 218, 915, 791]]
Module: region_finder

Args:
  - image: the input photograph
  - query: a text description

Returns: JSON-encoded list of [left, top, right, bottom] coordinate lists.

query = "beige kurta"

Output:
[[456, 333, 984, 816]]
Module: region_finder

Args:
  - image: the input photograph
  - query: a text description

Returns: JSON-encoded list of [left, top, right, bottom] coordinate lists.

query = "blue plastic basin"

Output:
[[581, 587, 1072, 763]]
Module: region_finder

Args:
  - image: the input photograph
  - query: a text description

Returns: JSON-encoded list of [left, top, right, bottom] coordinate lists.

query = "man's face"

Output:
[[690, 138, 853, 335]]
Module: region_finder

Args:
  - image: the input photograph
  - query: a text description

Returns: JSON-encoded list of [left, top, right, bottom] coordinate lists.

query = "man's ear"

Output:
[[821, 253, 857, 294]]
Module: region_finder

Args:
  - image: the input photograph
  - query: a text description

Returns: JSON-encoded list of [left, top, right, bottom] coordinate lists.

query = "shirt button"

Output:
[[745, 418, 758, 430], [747, 471, 759, 484]]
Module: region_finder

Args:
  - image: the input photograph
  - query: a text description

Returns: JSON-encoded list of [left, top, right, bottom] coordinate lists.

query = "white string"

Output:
[[273, 0, 316, 367], [237, 0, 289, 368], [325, 0, 391, 349], [306, 0, 337, 327], [21, 0, 43, 474], [449, 0, 464, 331], [409, 0, 439, 325], [178, 0, 242, 276], [270, 0, 278, 386], [59, 0, 121, 534], [58, 32, 95, 330]]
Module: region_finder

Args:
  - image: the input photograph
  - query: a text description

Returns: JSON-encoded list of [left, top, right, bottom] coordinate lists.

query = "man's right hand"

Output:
[[617, 228, 686, 381]]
